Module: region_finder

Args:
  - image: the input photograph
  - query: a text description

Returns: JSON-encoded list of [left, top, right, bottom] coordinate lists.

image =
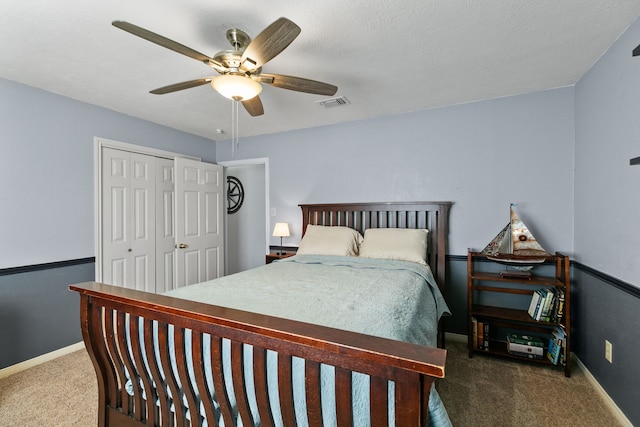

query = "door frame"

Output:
[[218, 157, 270, 273], [94, 137, 200, 282]]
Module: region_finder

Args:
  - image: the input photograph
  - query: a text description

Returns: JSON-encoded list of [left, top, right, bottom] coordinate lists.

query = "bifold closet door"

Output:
[[101, 148, 156, 292], [155, 157, 176, 293]]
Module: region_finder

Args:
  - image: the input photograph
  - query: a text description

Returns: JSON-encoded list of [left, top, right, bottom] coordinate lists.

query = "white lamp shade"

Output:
[[211, 74, 262, 101], [272, 222, 290, 237]]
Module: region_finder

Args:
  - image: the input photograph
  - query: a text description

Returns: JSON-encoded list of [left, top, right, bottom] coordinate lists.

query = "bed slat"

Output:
[[304, 360, 323, 427], [370, 376, 389, 426], [175, 328, 201, 427], [335, 367, 353, 426], [231, 340, 253, 425], [192, 333, 216, 427], [277, 354, 296, 424], [211, 336, 233, 427], [130, 316, 154, 424], [158, 323, 186, 426], [143, 319, 165, 425], [253, 347, 274, 427], [106, 312, 126, 413]]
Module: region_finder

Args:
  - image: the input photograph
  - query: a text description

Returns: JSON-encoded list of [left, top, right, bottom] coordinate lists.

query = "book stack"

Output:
[[547, 325, 567, 365], [527, 287, 565, 322], [506, 333, 545, 359], [471, 317, 490, 351]]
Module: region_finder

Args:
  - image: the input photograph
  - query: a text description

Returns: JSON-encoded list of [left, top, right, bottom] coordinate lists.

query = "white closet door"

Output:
[[102, 148, 156, 291], [155, 158, 175, 293], [175, 158, 224, 288]]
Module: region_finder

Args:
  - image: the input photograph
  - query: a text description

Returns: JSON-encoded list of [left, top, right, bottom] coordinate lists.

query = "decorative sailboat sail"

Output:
[[481, 204, 550, 266]]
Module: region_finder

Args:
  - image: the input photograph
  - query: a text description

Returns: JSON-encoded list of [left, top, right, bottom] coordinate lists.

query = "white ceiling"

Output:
[[1, 1, 639, 141]]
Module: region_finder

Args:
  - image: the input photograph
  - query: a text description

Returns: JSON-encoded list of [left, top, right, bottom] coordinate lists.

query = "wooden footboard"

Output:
[[71, 282, 446, 427]]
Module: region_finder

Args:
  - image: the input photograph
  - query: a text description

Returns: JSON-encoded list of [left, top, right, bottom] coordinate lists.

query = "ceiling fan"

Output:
[[112, 17, 338, 117]]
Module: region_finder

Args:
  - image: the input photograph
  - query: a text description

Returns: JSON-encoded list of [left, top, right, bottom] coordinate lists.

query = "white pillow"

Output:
[[297, 225, 364, 256], [358, 228, 429, 264]]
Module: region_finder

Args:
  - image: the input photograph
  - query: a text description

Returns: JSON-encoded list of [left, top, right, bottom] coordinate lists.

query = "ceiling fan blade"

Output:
[[259, 73, 337, 96], [240, 17, 301, 71], [150, 78, 212, 94], [112, 21, 224, 68], [242, 96, 264, 116]]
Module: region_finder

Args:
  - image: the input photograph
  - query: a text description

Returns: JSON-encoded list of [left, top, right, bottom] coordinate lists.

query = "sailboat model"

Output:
[[481, 204, 551, 268]]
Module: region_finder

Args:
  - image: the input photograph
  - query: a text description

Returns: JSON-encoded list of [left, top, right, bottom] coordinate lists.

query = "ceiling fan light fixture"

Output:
[[211, 74, 262, 101]]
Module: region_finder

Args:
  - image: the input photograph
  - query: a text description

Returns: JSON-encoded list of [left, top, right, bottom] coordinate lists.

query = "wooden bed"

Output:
[[71, 201, 452, 427]]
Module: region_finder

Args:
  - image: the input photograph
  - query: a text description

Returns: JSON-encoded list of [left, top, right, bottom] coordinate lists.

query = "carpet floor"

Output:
[[0, 340, 622, 426]]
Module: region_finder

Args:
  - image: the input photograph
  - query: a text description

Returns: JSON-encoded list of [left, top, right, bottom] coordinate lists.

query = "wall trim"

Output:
[[0, 257, 94, 277], [0, 342, 85, 380], [574, 262, 640, 298]]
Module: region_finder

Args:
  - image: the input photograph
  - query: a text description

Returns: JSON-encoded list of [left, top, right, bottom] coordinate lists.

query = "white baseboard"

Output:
[[573, 355, 633, 427], [0, 342, 85, 380], [446, 333, 632, 426]]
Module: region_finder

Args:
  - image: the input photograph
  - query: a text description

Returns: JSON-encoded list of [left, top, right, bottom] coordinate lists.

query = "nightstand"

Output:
[[265, 252, 295, 264]]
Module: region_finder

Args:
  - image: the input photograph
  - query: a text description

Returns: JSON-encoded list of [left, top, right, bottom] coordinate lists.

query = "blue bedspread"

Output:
[[161, 255, 452, 426]]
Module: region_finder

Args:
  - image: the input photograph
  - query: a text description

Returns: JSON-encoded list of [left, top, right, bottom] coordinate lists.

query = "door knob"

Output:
[[178, 243, 187, 249]]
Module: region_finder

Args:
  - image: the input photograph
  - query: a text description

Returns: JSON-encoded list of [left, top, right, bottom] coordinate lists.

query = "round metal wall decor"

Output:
[[226, 176, 244, 214]]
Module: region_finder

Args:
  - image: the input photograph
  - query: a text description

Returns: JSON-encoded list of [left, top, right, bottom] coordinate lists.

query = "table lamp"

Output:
[[272, 222, 290, 255]]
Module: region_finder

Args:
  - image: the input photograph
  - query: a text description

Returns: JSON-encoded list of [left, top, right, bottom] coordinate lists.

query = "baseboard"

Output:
[[574, 355, 633, 427], [0, 342, 85, 380]]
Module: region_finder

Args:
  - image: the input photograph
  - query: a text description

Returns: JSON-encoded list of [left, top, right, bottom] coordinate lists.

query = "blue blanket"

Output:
[[159, 255, 452, 426]]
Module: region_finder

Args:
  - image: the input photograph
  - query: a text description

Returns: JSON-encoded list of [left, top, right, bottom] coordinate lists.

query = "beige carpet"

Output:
[[438, 341, 623, 426], [0, 341, 622, 426], [0, 349, 97, 427]]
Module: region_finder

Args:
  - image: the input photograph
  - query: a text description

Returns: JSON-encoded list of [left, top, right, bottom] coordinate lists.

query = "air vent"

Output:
[[316, 96, 351, 108]]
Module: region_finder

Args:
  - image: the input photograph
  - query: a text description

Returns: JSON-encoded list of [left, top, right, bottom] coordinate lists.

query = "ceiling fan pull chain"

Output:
[[231, 99, 239, 157]]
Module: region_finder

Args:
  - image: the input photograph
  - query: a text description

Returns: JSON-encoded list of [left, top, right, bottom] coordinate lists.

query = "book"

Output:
[[507, 349, 544, 360], [483, 323, 490, 350], [507, 333, 545, 347], [555, 289, 565, 321], [527, 291, 542, 319], [546, 326, 566, 365], [534, 289, 547, 321], [477, 320, 484, 349], [546, 288, 559, 322], [507, 336, 544, 357], [540, 288, 555, 322]]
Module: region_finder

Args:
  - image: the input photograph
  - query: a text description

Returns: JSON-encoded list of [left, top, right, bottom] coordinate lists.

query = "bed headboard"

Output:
[[299, 201, 452, 292]]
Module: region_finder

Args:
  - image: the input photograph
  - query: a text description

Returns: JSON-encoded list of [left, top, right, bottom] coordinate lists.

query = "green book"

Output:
[[507, 333, 545, 347]]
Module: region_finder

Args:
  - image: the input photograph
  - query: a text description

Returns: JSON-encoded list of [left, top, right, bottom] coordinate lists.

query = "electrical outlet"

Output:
[[605, 340, 613, 363]]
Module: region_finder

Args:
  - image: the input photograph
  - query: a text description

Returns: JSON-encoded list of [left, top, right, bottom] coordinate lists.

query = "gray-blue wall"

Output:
[[573, 14, 640, 424], [217, 87, 576, 257], [0, 78, 216, 270], [0, 78, 216, 368], [0, 260, 93, 368]]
